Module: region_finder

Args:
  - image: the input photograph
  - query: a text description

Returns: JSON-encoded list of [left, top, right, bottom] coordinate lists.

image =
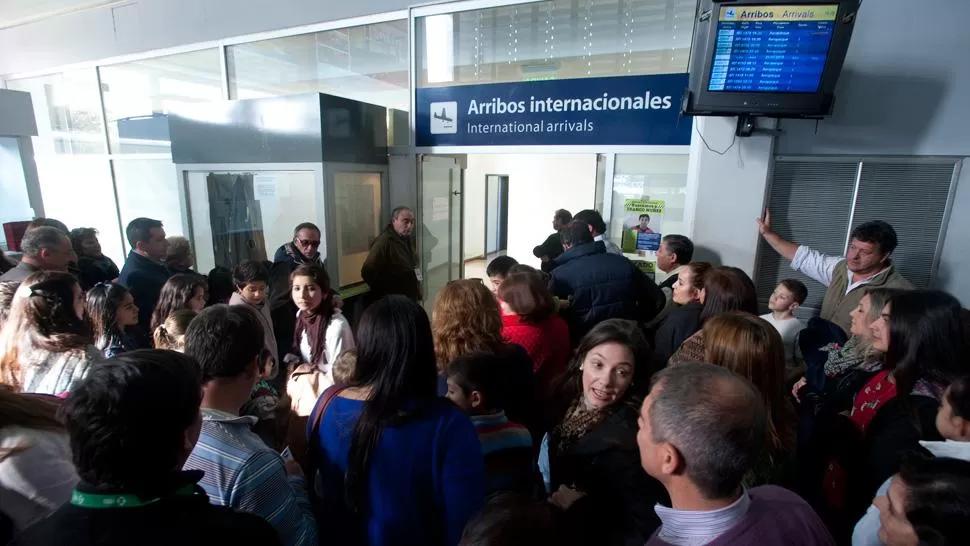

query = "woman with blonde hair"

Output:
[[0, 389, 77, 536], [703, 312, 797, 487], [432, 279, 535, 430], [0, 271, 100, 395]]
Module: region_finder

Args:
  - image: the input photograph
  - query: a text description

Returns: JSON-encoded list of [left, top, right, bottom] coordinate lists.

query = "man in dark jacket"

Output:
[[550, 220, 664, 341], [269, 222, 325, 309], [361, 206, 421, 301], [117, 218, 171, 346], [533, 209, 571, 273]]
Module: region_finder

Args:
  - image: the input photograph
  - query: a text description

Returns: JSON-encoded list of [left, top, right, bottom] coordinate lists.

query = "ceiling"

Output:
[[0, 0, 124, 30]]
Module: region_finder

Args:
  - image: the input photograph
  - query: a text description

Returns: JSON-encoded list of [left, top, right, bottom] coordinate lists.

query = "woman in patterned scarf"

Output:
[[540, 319, 668, 546]]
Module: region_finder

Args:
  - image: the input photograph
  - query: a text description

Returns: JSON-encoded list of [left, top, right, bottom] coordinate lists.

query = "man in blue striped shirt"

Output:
[[183, 305, 317, 546]]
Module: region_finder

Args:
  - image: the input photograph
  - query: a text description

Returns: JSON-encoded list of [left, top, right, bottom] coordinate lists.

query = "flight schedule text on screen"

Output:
[[708, 5, 838, 93]]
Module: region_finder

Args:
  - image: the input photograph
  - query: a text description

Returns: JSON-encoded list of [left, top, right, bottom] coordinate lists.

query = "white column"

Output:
[[685, 116, 776, 277]]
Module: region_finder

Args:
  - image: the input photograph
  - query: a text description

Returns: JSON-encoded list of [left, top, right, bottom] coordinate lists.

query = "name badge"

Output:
[[414, 268, 424, 282]]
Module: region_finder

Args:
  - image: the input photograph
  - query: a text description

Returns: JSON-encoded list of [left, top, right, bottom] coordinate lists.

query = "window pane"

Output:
[[227, 21, 409, 111], [113, 158, 185, 254], [6, 70, 107, 155], [416, 0, 695, 88], [99, 49, 224, 154], [184, 170, 323, 273], [609, 154, 689, 266], [333, 171, 383, 288], [35, 156, 125, 264]]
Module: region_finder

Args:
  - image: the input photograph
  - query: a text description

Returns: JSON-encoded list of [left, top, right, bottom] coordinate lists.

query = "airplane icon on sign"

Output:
[[433, 108, 454, 123]]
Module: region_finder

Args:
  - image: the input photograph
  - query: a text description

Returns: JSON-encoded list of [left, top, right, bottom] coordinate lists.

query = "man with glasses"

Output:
[[362, 206, 421, 302], [269, 223, 328, 356], [273, 223, 324, 271]]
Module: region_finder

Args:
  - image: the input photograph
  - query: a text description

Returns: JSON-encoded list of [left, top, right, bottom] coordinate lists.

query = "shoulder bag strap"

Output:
[[305, 386, 347, 491]]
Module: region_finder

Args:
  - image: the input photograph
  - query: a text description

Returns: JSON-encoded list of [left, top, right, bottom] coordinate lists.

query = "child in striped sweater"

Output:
[[445, 351, 536, 495]]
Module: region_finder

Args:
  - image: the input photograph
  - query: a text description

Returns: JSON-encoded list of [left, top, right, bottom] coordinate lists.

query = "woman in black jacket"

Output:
[[542, 319, 668, 546], [69, 228, 120, 289], [651, 262, 711, 368], [819, 290, 967, 539]]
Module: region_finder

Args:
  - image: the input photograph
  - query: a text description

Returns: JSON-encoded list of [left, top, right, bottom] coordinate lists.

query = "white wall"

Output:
[[464, 154, 598, 269], [776, 0, 970, 305], [463, 167, 486, 260], [0, 0, 411, 76], [687, 116, 775, 277]]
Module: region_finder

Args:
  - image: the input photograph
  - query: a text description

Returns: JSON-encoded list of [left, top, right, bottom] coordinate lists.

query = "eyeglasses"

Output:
[[298, 239, 321, 247]]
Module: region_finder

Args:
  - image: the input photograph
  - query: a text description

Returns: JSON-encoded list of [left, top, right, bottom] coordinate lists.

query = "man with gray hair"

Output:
[[361, 206, 421, 301], [638, 363, 833, 546], [0, 226, 76, 283]]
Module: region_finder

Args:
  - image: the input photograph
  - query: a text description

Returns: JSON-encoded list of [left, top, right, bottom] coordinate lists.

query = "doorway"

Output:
[[484, 174, 510, 260]]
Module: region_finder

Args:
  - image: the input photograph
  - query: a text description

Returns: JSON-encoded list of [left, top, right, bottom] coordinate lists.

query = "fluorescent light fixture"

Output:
[[424, 14, 454, 84]]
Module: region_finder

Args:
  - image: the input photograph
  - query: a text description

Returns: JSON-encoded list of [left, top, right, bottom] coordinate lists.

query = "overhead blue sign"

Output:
[[416, 73, 691, 147]]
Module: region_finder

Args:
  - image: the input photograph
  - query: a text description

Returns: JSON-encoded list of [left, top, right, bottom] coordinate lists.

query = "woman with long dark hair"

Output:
[[86, 282, 140, 358], [0, 389, 77, 536], [0, 271, 99, 395], [668, 266, 758, 366], [149, 274, 208, 335], [540, 319, 667, 546], [286, 264, 354, 416], [308, 295, 485, 546], [826, 290, 967, 528]]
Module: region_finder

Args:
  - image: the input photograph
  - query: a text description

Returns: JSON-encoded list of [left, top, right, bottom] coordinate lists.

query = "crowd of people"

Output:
[[0, 205, 968, 546]]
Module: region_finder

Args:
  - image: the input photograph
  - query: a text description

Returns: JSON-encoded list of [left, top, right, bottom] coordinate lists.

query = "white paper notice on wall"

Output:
[[432, 197, 449, 221], [254, 175, 277, 200]]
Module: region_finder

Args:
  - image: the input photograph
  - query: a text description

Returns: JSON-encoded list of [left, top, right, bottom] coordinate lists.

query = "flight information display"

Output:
[[708, 4, 838, 93]]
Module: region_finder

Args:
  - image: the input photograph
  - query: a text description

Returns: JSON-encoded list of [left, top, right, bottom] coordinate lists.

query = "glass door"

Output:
[[419, 155, 463, 311], [181, 167, 324, 274]]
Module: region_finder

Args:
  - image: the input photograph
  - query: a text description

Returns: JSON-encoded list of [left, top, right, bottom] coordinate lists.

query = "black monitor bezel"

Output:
[[683, 0, 860, 118]]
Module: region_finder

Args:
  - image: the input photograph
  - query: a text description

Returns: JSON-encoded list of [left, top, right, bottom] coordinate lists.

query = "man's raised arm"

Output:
[[756, 209, 799, 261]]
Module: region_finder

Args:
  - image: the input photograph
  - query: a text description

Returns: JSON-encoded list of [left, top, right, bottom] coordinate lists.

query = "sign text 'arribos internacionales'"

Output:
[[415, 73, 691, 147]]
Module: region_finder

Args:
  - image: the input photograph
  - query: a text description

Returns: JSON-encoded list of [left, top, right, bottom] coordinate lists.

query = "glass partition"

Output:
[[36, 156, 125, 263], [6, 70, 107, 155], [608, 153, 690, 273], [113, 158, 186, 251], [332, 171, 383, 288], [184, 170, 323, 273], [227, 20, 409, 111], [416, 0, 696, 88], [99, 49, 224, 154]]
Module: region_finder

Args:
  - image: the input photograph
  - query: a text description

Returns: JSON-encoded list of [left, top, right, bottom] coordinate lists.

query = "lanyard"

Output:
[[70, 484, 196, 509]]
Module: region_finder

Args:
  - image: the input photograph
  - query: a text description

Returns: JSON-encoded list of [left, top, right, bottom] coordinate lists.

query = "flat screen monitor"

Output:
[[683, 0, 859, 118], [708, 4, 837, 93]]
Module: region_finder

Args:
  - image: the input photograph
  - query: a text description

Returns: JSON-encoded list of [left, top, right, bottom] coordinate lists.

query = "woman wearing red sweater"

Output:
[[498, 271, 571, 389]]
